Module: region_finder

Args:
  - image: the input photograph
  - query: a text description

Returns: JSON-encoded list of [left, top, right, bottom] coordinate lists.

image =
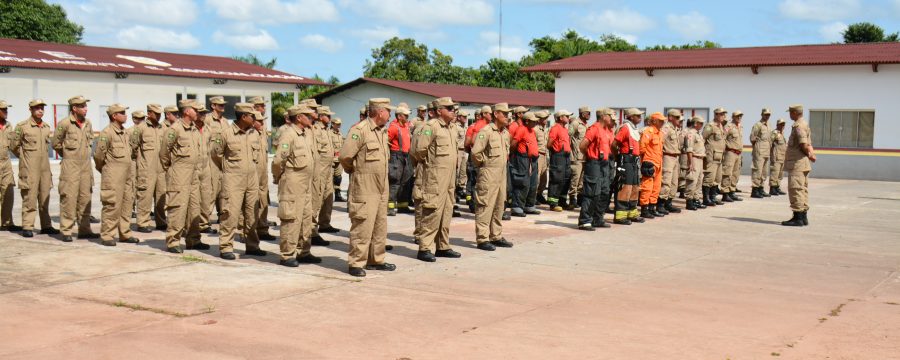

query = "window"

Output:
[[202, 95, 242, 120], [664, 107, 709, 124], [809, 110, 874, 149]]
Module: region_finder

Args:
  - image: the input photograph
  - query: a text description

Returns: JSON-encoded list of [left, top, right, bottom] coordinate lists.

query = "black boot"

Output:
[[641, 206, 655, 219], [731, 191, 743, 201], [751, 187, 763, 198], [712, 187, 724, 205], [722, 191, 734, 202], [778, 187, 787, 195], [678, 188, 685, 199], [665, 198, 681, 213], [760, 187, 770, 197], [801, 211, 809, 226], [334, 191, 346, 202], [655, 201, 668, 216], [781, 212, 804, 226], [702, 186, 714, 207], [686, 199, 698, 211]]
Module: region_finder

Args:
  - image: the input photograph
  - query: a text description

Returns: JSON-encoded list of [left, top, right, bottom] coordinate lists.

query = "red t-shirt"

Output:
[[387, 120, 410, 153], [512, 125, 539, 157], [508, 119, 523, 138], [615, 124, 640, 156], [548, 123, 571, 153], [584, 123, 613, 160], [465, 119, 488, 147]]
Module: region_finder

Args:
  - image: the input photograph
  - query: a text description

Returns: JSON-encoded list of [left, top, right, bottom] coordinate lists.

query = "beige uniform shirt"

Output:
[[339, 118, 389, 199], [93, 123, 132, 177], [0, 121, 14, 185], [724, 122, 743, 152], [784, 119, 812, 172], [160, 120, 202, 187], [312, 122, 335, 174], [211, 123, 259, 177], [130, 120, 165, 186], [750, 121, 772, 152], [272, 125, 314, 184], [771, 130, 787, 162], [412, 118, 458, 206], [454, 122, 467, 151], [703, 122, 726, 157], [568, 118, 587, 161], [330, 129, 343, 165], [685, 128, 706, 158], [470, 123, 510, 169], [535, 123, 549, 155], [661, 121, 681, 155], [10, 117, 52, 189], [53, 115, 94, 162]]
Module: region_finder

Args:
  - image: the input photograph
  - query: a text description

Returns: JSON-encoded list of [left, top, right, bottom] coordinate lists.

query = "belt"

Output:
[[664, 153, 680, 157], [726, 148, 742, 155], [693, 155, 705, 159]]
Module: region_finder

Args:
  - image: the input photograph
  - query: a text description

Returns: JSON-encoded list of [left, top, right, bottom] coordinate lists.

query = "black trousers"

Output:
[[548, 151, 571, 205], [388, 151, 413, 205], [578, 159, 611, 226], [614, 155, 640, 211], [466, 158, 478, 200], [510, 152, 537, 209]]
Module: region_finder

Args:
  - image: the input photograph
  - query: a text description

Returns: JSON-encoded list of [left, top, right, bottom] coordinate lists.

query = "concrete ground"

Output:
[[1, 165, 899, 359]]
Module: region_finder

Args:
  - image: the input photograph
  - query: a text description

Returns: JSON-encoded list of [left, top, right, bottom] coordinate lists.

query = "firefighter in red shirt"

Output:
[[509, 112, 540, 217], [639, 112, 666, 219], [387, 103, 413, 216], [547, 110, 572, 211], [613, 108, 645, 225], [577, 108, 616, 230]]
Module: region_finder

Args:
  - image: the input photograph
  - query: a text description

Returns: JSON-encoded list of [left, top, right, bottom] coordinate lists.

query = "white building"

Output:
[[0, 38, 326, 132], [314, 77, 555, 127], [522, 42, 900, 181]]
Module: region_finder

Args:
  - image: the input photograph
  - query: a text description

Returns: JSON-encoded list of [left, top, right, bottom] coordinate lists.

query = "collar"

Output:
[[29, 117, 44, 127], [111, 122, 125, 134]]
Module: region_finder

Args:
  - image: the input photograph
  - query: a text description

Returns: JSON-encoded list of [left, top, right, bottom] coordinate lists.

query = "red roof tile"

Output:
[[0, 38, 327, 86], [314, 77, 554, 107], [521, 42, 900, 73]]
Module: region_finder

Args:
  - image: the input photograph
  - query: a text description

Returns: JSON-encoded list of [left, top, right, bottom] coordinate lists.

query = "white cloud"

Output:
[[819, 21, 848, 42], [580, 8, 654, 42], [479, 31, 528, 61], [352, 26, 401, 47], [213, 23, 280, 51], [778, 0, 860, 21], [300, 34, 344, 53], [346, 0, 494, 29], [666, 11, 713, 40], [208, 0, 339, 24], [116, 25, 200, 50], [57, 0, 197, 34]]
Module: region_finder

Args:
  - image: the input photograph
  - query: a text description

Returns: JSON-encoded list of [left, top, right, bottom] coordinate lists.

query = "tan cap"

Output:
[[234, 102, 255, 114], [248, 96, 265, 105], [417, 104, 427, 111], [178, 99, 202, 110], [608, 110, 619, 120], [317, 105, 335, 116], [395, 103, 411, 115], [209, 96, 226, 105], [578, 106, 590, 114], [427, 102, 435, 110], [198, 105, 209, 113], [761, 108, 772, 115], [493, 103, 511, 113], [332, 118, 342, 125], [777, 118, 786, 125], [524, 112, 538, 122], [300, 98, 320, 109], [359, 107, 366, 115], [534, 110, 550, 119], [0, 100, 10, 109], [131, 110, 146, 119], [690, 115, 705, 125], [713, 107, 727, 114], [164, 105, 178, 113], [147, 104, 162, 114], [434, 97, 457, 108], [667, 109, 682, 118], [787, 104, 803, 113], [555, 110, 573, 118], [288, 105, 315, 116], [458, 110, 469, 117], [479, 105, 491, 114], [473, 108, 482, 116], [514, 106, 529, 113], [252, 111, 265, 121], [624, 108, 644, 117], [369, 98, 396, 110], [68, 95, 90, 105], [733, 111, 744, 117], [29, 99, 47, 107], [106, 103, 128, 115]]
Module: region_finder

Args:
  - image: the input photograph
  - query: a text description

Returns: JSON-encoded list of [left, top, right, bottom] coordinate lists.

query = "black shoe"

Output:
[[631, 216, 645, 223], [678, 189, 685, 199], [654, 203, 667, 217], [167, 246, 183, 254], [258, 232, 276, 241], [41, 228, 60, 235], [62, 235, 73, 242], [90, 216, 100, 224], [592, 221, 611, 228], [761, 187, 770, 197], [722, 192, 734, 202], [186, 242, 210, 250], [777, 187, 787, 195], [202, 227, 218, 234], [614, 219, 632, 225], [502, 211, 511, 221], [385, 244, 394, 251], [665, 199, 681, 213], [318, 226, 341, 233], [731, 192, 743, 201], [311, 236, 330, 246], [491, 238, 514, 248], [511, 209, 526, 217], [267, 221, 277, 227], [21, 230, 33, 238], [702, 187, 714, 207], [3, 224, 22, 231], [751, 187, 764, 198], [297, 254, 323, 263], [155, 223, 168, 231], [119, 237, 140, 244], [348, 267, 366, 277], [365, 262, 397, 271], [387, 208, 397, 216], [417, 250, 436, 262], [781, 212, 804, 226], [801, 211, 809, 226], [280, 258, 300, 267], [334, 193, 346, 202], [435, 249, 462, 258], [641, 207, 655, 219], [578, 223, 595, 231], [686, 200, 698, 211], [244, 248, 267, 257], [100, 240, 117, 246], [77, 232, 100, 239], [220, 252, 237, 260], [524, 207, 541, 215], [713, 188, 724, 205], [477, 242, 496, 251], [452, 209, 462, 217], [136, 226, 153, 233]]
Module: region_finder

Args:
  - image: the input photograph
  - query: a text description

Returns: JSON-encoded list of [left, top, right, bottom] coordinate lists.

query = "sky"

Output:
[[50, 0, 900, 83]]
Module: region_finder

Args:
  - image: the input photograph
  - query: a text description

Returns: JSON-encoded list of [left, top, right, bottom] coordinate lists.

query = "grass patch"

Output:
[[112, 300, 190, 317], [771, 352, 780, 356], [885, 302, 899, 306], [829, 303, 846, 317], [181, 255, 208, 263]]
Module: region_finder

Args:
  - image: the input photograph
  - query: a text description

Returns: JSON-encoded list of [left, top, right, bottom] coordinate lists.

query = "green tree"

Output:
[[644, 40, 721, 51], [843, 22, 899, 43], [0, 0, 83, 44], [232, 54, 339, 121], [232, 54, 278, 69], [363, 37, 431, 82]]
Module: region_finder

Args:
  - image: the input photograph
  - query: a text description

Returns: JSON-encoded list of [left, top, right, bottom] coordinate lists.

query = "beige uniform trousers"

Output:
[[100, 166, 133, 241], [311, 165, 334, 236], [0, 169, 13, 228], [568, 160, 583, 198], [198, 163, 213, 231], [660, 155, 680, 200], [721, 151, 742, 192], [58, 158, 93, 236], [788, 170, 810, 212], [703, 152, 723, 187], [537, 153, 548, 198], [769, 161, 784, 187], [136, 164, 166, 228], [475, 165, 506, 244], [751, 150, 770, 188], [685, 157, 703, 200], [220, 171, 260, 253], [278, 169, 313, 260], [457, 150, 468, 189], [256, 157, 271, 235], [20, 168, 52, 232], [166, 170, 202, 249]]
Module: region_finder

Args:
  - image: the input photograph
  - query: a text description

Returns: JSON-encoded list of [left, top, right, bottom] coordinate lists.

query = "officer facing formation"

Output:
[[782, 105, 816, 226], [54, 95, 98, 242]]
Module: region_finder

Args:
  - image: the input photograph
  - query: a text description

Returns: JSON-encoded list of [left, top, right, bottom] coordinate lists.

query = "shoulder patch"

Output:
[[423, 129, 432, 136], [351, 133, 360, 140], [478, 134, 484, 139], [100, 136, 107, 142], [281, 143, 289, 148], [168, 132, 175, 139]]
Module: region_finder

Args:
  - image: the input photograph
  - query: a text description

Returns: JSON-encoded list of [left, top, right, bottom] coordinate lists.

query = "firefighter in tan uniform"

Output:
[[750, 108, 773, 198], [702, 107, 727, 206], [10, 99, 56, 237], [248, 96, 276, 240], [454, 110, 469, 202], [567, 107, 589, 209], [132, 104, 167, 232], [721, 111, 744, 202], [160, 100, 208, 253], [782, 105, 816, 226], [659, 109, 683, 214], [193, 106, 216, 235], [409, 101, 436, 244], [470, 103, 514, 251], [272, 105, 322, 267], [309, 105, 340, 246], [0, 100, 20, 231], [163, 105, 178, 128], [413, 97, 463, 262], [203, 96, 229, 229], [683, 116, 706, 211], [251, 111, 274, 243], [93, 104, 140, 246], [339, 98, 397, 277], [534, 111, 550, 205], [331, 118, 345, 202], [53, 96, 98, 242], [211, 104, 266, 259], [769, 119, 788, 196]]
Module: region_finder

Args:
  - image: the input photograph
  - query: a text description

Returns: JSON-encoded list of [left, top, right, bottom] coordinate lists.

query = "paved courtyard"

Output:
[[1, 165, 899, 359]]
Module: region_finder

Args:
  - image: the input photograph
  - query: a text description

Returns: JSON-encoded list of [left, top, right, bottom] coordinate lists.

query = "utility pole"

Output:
[[499, 0, 503, 60]]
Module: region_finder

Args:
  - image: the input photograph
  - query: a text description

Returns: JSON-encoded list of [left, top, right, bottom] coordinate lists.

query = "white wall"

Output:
[[0, 68, 294, 130], [554, 64, 900, 149]]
